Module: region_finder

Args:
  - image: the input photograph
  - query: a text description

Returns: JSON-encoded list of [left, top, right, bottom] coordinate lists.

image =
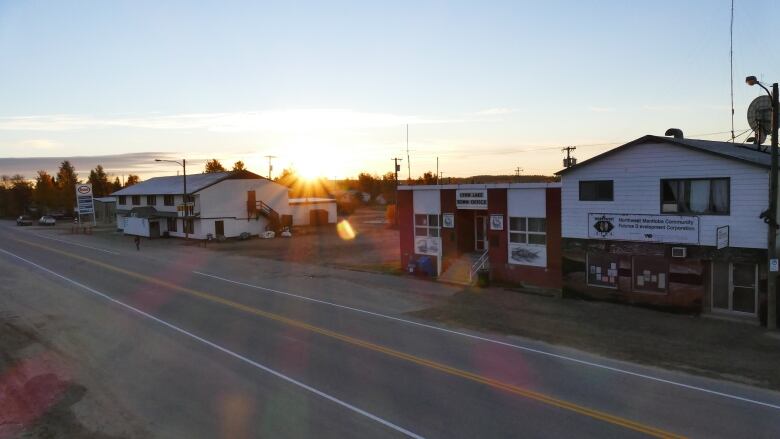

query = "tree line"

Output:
[[0, 161, 140, 217]]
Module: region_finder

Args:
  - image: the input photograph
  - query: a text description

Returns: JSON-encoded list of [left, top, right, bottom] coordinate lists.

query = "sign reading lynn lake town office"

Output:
[[588, 213, 699, 245], [456, 189, 487, 210]]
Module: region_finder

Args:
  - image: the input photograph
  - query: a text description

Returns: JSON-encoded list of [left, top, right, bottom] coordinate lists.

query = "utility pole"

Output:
[[264, 155, 277, 180], [406, 124, 411, 183], [392, 157, 403, 227], [562, 146, 577, 168], [770, 83, 779, 330], [747, 76, 779, 329], [436, 157, 439, 185]]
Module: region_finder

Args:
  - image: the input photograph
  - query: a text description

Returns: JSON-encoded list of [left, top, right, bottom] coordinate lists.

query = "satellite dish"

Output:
[[747, 95, 772, 144]]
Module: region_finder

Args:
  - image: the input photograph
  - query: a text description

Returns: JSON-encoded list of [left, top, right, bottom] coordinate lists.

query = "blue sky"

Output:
[[1, 0, 779, 179]]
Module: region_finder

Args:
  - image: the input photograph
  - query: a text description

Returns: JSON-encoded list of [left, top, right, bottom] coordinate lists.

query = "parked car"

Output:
[[16, 215, 33, 226], [38, 215, 56, 226]]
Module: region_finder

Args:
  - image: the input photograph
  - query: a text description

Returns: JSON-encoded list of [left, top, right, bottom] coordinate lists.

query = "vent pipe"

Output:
[[665, 128, 684, 139]]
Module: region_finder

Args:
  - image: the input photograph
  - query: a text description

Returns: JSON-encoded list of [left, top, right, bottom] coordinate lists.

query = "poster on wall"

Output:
[[456, 189, 488, 210], [442, 213, 455, 228], [508, 243, 547, 267], [490, 215, 504, 231], [588, 213, 699, 244], [415, 236, 441, 256]]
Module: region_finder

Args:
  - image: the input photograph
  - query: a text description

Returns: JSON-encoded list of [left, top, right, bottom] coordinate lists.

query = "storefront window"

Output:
[[586, 253, 619, 288], [414, 214, 440, 237], [509, 217, 546, 245], [632, 256, 668, 293]]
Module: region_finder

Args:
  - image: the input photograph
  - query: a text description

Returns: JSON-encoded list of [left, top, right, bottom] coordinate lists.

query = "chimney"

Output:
[[665, 128, 684, 139]]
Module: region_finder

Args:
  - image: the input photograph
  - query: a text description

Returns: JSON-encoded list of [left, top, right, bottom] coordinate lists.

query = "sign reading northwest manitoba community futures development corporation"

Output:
[[588, 213, 699, 244], [456, 189, 488, 210]]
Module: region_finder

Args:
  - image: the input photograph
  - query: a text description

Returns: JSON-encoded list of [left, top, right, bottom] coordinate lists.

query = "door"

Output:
[[474, 215, 487, 251], [149, 221, 160, 238], [215, 220, 225, 237], [712, 262, 757, 315]]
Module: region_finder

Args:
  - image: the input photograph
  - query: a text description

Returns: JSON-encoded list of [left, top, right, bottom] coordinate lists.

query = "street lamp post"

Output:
[[747, 76, 779, 329], [155, 158, 189, 240]]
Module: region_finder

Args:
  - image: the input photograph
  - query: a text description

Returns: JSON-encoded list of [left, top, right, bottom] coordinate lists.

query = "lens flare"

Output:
[[337, 220, 356, 240]]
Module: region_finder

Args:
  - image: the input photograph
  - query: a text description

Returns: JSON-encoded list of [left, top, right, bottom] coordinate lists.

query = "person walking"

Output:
[[134, 235, 140, 251]]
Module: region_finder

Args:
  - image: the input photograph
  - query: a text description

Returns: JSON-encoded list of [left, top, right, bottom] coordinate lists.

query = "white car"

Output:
[[38, 215, 56, 226]]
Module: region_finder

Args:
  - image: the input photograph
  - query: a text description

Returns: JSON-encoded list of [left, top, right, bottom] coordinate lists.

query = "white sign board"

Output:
[[771, 259, 779, 273], [508, 243, 547, 267], [588, 213, 699, 244], [414, 236, 441, 256], [75, 183, 95, 216], [456, 189, 487, 210], [716, 226, 729, 250]]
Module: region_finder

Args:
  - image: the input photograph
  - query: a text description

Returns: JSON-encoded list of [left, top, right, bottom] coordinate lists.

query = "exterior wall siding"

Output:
[[561, 142, 769, 249]]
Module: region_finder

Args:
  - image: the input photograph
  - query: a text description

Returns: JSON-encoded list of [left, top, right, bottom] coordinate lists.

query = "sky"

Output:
[[1, 0, 779, 181]]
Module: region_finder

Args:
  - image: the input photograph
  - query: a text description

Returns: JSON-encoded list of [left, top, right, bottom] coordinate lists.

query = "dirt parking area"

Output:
[[204, 207, 401, 273]]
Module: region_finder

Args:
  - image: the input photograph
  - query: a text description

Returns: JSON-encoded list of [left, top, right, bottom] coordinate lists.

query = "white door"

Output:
[[475, 215, 487, 251]]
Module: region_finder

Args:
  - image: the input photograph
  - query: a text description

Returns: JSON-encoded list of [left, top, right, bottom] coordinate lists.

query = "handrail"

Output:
[[468, 249, 489, 284]]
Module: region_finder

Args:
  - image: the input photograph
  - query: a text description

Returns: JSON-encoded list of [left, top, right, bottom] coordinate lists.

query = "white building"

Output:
[[557, 133, 773, 324], [288, 197, 337, 226], [113, 170, 291, 239]]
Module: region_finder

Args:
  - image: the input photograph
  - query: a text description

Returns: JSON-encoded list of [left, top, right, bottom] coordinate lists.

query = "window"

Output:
[[131, 195, 140, 205], [147, 195, 157, 205], [414, 214, 440, 237], [184, 219, 194, 234], [118, 195, 126, 205], [632, 256, 668, 293], [167, 217, 177, 232], [587, 253, 620, 289], [163, 195, 175, 206], [579, 180, 613, 201], [661, 178, 729, 215], [509, 217, 546, 245]]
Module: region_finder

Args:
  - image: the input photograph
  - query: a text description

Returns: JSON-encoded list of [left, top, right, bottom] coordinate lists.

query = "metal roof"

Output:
[[556, 135, 771, 175], [111, 170, 263, 196]]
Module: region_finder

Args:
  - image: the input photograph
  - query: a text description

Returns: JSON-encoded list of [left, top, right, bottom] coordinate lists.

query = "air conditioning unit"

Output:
[[671, 247, 687, 258]]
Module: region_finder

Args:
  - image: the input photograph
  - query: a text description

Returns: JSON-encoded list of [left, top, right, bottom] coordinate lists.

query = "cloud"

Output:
[[475, 108, 518, 115], [18, 139, 62, 150], [0, 110, 459, 133], [0, 152, 176, 179]]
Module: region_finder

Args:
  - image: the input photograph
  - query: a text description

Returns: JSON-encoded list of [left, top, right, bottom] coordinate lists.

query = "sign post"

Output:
[[75, 183, 96, 226]]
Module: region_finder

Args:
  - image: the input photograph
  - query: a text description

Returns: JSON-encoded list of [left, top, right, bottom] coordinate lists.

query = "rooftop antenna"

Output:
[[747, 95, 771, 149], [730, 0, 735, 142]]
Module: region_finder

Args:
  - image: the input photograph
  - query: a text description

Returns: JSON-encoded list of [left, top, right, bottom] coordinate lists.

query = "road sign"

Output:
[[771, 259, 779, 273], [75, 183, 95, 224]]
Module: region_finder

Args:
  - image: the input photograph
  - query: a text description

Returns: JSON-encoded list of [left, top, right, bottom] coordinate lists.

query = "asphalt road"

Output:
[[1, 223, 779, 438]]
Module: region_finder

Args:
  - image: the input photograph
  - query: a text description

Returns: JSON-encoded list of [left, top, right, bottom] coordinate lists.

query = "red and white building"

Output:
[[397, 183, 561, 289]]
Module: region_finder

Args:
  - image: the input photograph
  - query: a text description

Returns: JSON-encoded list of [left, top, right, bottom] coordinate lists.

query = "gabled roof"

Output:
[[111, 170, 264, 196], [556, 135, 771, 175]]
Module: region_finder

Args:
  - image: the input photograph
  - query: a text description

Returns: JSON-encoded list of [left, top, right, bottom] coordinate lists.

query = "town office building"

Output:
[[558, 134, 774, 324], [398, 183, 561, 289], [113, 170, 291, 239]]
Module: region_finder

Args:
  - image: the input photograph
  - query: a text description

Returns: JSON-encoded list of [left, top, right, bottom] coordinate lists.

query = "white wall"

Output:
[[198, 179, 290, 219], [123, 217, 150, 237], [507, 188, 546, 217], [289, 202, 337, 225], [561, 142, 769, 249], [413, 190, 441, 214]]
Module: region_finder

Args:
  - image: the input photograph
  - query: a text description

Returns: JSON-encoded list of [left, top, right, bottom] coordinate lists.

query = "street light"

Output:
[[747, 75, 779, 330], [155, 158, 189, 240]]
